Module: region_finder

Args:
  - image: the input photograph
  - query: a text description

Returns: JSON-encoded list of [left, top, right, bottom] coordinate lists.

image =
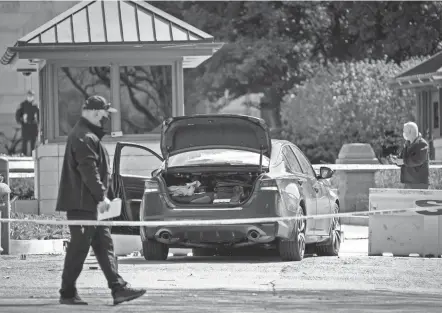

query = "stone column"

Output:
[[336, 143, 379, 225]]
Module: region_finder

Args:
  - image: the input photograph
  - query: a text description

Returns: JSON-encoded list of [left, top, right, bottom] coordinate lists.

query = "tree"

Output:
[[281, 58, 425, 163], [311, 1, 442, 64], [155, 1, 442, 134], [155, 1, 320, 132]]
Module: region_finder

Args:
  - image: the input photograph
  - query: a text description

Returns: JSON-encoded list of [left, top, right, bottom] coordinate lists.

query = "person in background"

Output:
[[56, 95, 146, 305], [388, 121, 430, 189], [15, 90, 40, 156]]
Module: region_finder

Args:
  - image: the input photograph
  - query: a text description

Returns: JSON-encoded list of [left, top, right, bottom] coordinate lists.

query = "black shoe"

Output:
[[59, 294, 88, 305], [112, 285, 146, 305]]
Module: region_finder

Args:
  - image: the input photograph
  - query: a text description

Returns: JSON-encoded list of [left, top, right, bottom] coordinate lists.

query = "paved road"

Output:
[[3, 225, 442, 312]]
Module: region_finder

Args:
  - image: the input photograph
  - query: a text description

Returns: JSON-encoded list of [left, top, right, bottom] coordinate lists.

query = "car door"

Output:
[[110, 142, 163, 236], [280, 145, 317, 235], [290, 145, 331, 236]]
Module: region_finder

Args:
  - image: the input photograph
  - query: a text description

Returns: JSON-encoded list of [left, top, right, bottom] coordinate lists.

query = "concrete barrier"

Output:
[[9, 239, 66, 255], [368, 188, 442, 257]]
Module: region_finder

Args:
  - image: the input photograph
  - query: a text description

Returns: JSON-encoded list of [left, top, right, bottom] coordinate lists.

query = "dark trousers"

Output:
[[22, 135, 36, 157], [60, 224, 127, 297], [21, 124, 38, 157]]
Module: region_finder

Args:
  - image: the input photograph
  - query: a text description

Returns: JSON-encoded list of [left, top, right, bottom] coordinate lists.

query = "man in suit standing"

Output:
[[15, 90, 39, 156], [389, 122, 430, 189]]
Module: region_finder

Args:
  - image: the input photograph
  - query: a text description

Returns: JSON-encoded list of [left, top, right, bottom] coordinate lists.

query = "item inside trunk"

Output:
[[162, 171, 261, 205]]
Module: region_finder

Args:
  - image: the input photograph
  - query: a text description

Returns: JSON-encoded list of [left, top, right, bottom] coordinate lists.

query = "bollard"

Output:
[[335, 143, 378, 225], [0, 157, 11, 255]]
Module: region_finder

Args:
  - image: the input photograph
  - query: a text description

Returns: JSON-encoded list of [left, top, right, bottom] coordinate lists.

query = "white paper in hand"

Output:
[[97, 198, 122, 221]]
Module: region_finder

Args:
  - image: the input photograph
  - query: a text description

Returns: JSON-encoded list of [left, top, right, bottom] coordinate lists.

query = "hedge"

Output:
[[9, 177, 35, 200], [9, 212, 69, 240], [329, 168, 442, 190]]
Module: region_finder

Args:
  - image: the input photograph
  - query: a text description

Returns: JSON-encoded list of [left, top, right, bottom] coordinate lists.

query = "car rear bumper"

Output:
[[141, 221, 292, 248]]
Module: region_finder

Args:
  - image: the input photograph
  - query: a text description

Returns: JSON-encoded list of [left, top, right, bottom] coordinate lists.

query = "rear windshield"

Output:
[[168, 149, 270, 167]]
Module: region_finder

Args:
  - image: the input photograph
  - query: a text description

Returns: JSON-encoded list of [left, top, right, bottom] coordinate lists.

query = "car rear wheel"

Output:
[[192, 248, 217, 257], [316, 202, 341, 256], [142, 239, 169, 261], [278, 205, 306, 262]]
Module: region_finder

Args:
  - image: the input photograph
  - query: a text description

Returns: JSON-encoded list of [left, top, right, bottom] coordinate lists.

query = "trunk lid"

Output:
[[161, 114, 272, 158]]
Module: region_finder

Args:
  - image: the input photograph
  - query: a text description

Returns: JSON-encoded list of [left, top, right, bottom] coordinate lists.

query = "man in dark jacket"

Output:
[[15, 90, 39, 156], [56, 95, 146, 305], [389, 122, 429, 189]]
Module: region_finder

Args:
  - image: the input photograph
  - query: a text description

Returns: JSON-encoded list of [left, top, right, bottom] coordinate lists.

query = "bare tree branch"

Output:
[[61, 68, 89, 99], [122, 67, 159, 130], [120, 71, 161, 109]]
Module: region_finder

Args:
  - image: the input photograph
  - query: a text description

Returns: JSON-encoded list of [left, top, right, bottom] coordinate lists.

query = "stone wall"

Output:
[[35, 140, 162, 214]]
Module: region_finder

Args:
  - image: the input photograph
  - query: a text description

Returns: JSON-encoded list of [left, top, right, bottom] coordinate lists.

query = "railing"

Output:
[[7, 157, 34, 178]]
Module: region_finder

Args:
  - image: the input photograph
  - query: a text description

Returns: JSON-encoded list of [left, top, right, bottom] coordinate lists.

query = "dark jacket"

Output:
[[399, 135, 429, 184], [16, 100, 39, 137], [56, 117, 111, 218]]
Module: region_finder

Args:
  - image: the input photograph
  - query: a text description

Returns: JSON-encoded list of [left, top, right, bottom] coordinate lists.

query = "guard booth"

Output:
[[1, 0, 223, 214]]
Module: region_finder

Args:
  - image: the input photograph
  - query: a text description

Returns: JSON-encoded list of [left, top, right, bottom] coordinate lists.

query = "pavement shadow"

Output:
[[1, 289, 442, 313], [117, 253, 317, 265], [0, 303, 55, 308]]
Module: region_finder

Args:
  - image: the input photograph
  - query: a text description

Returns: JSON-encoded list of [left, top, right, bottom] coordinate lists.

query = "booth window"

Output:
[[119, 65, 172, 135], [56, 64, 173, 139], [57, 66, 111, 136]]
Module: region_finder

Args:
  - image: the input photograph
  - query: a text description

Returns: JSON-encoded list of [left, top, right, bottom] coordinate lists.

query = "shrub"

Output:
[[9, 212, 69, 240], [9, 177, 35, 200], [281, 58, 425, 163], [329, 168, 442, 189]]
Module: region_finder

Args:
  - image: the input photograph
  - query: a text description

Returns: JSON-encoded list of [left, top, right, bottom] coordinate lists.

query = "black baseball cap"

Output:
[[83, 95, 117, 113]]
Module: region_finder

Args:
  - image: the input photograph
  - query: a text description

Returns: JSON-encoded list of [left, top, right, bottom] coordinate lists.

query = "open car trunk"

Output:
[[161, 169, 263, 206]]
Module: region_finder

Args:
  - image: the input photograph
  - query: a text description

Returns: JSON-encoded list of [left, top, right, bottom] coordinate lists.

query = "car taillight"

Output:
[[144, 180, 159, 193], [259, 179, 278, 191]]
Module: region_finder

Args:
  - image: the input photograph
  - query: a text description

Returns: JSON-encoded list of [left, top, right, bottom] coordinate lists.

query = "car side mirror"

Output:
[[318, 166, 334, 179]]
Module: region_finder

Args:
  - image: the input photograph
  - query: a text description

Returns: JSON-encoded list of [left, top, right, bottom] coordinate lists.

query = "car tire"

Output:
[[278, 205, 306, 262], [192, 248, 216, 257], [142, 239, 169, 261], [316, 202, 341, 257]]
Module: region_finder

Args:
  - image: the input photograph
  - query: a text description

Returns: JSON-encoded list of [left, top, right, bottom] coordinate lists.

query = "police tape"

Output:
[[312, 164, 442, 171], [0, 205, 441, 227]]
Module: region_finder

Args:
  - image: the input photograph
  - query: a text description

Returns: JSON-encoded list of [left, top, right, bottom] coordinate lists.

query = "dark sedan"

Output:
[[110, 114, 342, 262]]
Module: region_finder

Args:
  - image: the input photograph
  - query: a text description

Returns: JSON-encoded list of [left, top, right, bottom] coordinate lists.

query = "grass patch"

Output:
[[9, 212, 69, 240]]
